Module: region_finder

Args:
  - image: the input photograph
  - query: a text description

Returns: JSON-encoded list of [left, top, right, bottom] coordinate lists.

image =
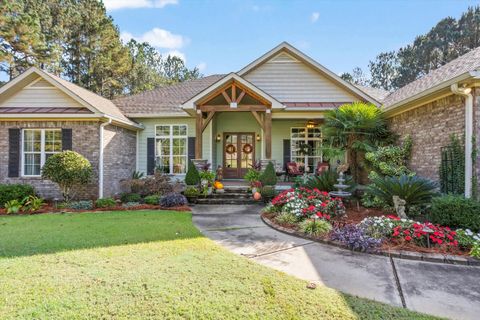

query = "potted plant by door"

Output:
[[184, 186, 200, 204], [199, 170, 216, 197]]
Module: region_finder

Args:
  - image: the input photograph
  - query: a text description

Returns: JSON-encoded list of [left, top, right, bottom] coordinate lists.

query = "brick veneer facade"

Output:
[[388, 92, 480, 193], [0, 120, 136, 200], [102, 124, 136, 197], [0, 121, 100, 199]]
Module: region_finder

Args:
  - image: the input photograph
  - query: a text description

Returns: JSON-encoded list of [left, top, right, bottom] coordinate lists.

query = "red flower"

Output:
[[387, 215, 400, 220], [405, 236, 412, 241]]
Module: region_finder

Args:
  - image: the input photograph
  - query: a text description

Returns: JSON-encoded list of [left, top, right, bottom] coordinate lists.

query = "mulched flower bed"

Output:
[[0, 203, 191, 215], [262, 200, 476, 257]]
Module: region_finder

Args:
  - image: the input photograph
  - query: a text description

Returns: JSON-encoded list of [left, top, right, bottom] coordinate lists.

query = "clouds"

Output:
[[121, 28, 189, 62], [104, 0, 178, 10], [311, 12, 319, 23]]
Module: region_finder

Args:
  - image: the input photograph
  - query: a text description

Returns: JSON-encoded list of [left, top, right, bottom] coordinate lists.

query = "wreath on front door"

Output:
[[242, 143, 253, 154], [225, 144, 236, 154]]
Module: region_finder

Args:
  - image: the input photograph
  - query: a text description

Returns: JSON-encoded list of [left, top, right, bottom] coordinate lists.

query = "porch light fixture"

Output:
[[230, 102, 238, 108], [256, 134, 261, 142], [306, 120, 316, 129], [216, 134, 222, 142]]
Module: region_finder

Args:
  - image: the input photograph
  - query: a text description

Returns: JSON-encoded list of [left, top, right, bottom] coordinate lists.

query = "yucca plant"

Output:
[[366, 175, 438, 208]]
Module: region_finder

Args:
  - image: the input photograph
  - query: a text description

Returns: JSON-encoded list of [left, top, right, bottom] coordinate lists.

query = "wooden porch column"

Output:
[[195, 109, 202, 159], [265, 109, 272, 159]]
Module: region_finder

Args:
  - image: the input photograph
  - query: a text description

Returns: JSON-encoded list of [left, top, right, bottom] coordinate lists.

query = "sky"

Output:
[[4, 0, 480, 81], [105, 0, 479, 76]]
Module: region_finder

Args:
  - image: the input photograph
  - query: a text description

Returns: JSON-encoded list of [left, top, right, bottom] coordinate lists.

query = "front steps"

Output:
[[195, 187, 260, 205]]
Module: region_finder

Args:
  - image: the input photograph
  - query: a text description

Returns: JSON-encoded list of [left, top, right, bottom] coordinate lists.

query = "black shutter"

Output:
[[188, 137, 195, 161], [62, 129, 72, 151], [8, 129, 21, 177], [147, 138, 155, 175], [283, 139, 291, 170]]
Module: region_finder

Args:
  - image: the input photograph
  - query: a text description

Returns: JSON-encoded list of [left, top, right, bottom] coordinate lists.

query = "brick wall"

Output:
[[0, 120, 100, 200], [388, 94, 465, 182], [102, 124, 136, 197]]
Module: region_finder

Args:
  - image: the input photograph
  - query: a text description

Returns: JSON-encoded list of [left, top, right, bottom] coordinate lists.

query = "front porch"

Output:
[[186, 74, 331, 179]]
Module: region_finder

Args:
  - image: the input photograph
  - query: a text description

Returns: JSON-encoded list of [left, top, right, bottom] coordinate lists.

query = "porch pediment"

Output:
[[181, 73, 284, 112]]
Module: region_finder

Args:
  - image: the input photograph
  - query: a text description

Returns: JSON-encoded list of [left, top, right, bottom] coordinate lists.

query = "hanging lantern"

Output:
[[306, 120, 316, 129]]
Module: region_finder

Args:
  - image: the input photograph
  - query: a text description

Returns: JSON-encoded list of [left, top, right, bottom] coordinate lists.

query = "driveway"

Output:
[[192, 204, 480, 320]]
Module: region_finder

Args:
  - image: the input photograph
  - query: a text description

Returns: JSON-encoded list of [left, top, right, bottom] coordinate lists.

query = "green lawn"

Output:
[[0, 210, 438, 319]]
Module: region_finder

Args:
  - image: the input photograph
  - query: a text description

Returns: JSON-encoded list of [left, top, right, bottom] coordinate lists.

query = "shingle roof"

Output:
[[383, 46, 480, 108], [354, 85, 390, 103], [113, 75, 226, 116], [45, 71, 133, 123]]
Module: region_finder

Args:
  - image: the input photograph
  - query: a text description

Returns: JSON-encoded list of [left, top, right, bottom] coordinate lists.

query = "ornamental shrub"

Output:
[[300, 219, 332, 237], [120, 193, 142, 203], [185, 160, 200, 186], [260, 186, 276, 202], [0, 184, 35, 207], [275, 212, 297, 225], [159, 192, 187, 207], [144, 194, 160, 205], [259, 162, 277, 186], [365, 135, 413, 179], [430, 195, 480, 232], [304, 170, 354, 192], [330, 224, 382, 252], [4, 199, 22, 214], [65, 200, 93, 210], [41, 151, 92, 202], [365, 174, 438, 212], [95, 198, 116, 208]]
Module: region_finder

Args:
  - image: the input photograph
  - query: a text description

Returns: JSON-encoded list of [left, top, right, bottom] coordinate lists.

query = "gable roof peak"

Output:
[[238, 42, 381, 106]]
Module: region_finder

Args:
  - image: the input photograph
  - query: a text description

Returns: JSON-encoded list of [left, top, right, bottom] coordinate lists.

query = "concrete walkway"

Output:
[[192, 204, 480, 320]]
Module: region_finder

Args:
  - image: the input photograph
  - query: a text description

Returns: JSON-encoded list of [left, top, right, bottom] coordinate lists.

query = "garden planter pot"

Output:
[[216, 188, 225, 193], [251, 188, 258, 194], [207, 187, 213, 195]]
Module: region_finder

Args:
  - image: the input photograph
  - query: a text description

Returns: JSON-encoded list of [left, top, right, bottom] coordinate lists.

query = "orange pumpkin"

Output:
[[214, 181, 224, 189], [253, 192, 262, 201]]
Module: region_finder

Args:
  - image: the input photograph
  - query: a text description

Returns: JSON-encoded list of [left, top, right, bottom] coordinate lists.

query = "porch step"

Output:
[[195, 198, 259, 205], [194, 188, 259, 205]]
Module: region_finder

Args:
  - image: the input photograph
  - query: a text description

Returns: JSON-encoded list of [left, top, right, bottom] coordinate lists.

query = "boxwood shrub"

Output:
[[95, 198, 116, 208], [0, 184, 35, 208], [144, 194, 160, 205], [430, 195, 480, 232], [120, 193, 142, 203]]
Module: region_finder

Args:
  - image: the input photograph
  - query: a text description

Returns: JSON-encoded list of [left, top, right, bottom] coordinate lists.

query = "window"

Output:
[[290, 127, 322, 172], [155, 125, 188, 174], [22, 129, 62, 176]]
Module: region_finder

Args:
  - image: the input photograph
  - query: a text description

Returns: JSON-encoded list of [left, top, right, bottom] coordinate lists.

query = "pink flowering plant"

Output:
[[270, 187, 345, 220]]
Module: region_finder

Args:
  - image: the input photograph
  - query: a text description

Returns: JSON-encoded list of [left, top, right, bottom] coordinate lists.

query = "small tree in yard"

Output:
[[42, 151, 93, 201], [185, 160, 200, 186], [259, 162, 277, 186]]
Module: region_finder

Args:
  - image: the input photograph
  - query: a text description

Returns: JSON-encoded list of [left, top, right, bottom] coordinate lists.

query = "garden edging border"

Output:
[[261, 214, 480, 267]]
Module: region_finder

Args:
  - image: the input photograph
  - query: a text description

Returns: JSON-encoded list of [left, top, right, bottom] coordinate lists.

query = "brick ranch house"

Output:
[[1, 42, 479, 199]]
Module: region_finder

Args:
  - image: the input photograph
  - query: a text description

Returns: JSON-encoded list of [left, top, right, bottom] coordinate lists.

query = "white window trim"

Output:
[[154, 124, 188, 175], [290, 127, 323, 171], [21, 129, 62, 177]]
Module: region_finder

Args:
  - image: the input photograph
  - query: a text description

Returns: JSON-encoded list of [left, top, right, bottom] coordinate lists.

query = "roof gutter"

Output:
[[450, 83, 474, 198], [384, 72, 473, 116]]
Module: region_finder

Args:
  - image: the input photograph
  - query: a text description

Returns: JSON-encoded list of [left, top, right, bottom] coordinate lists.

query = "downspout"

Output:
[[451, 84, 473, 198], [99, 117, 112, 199]]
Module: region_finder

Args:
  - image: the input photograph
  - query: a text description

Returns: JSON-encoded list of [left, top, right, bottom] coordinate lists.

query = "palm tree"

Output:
[[322, 102, 391, 183]]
